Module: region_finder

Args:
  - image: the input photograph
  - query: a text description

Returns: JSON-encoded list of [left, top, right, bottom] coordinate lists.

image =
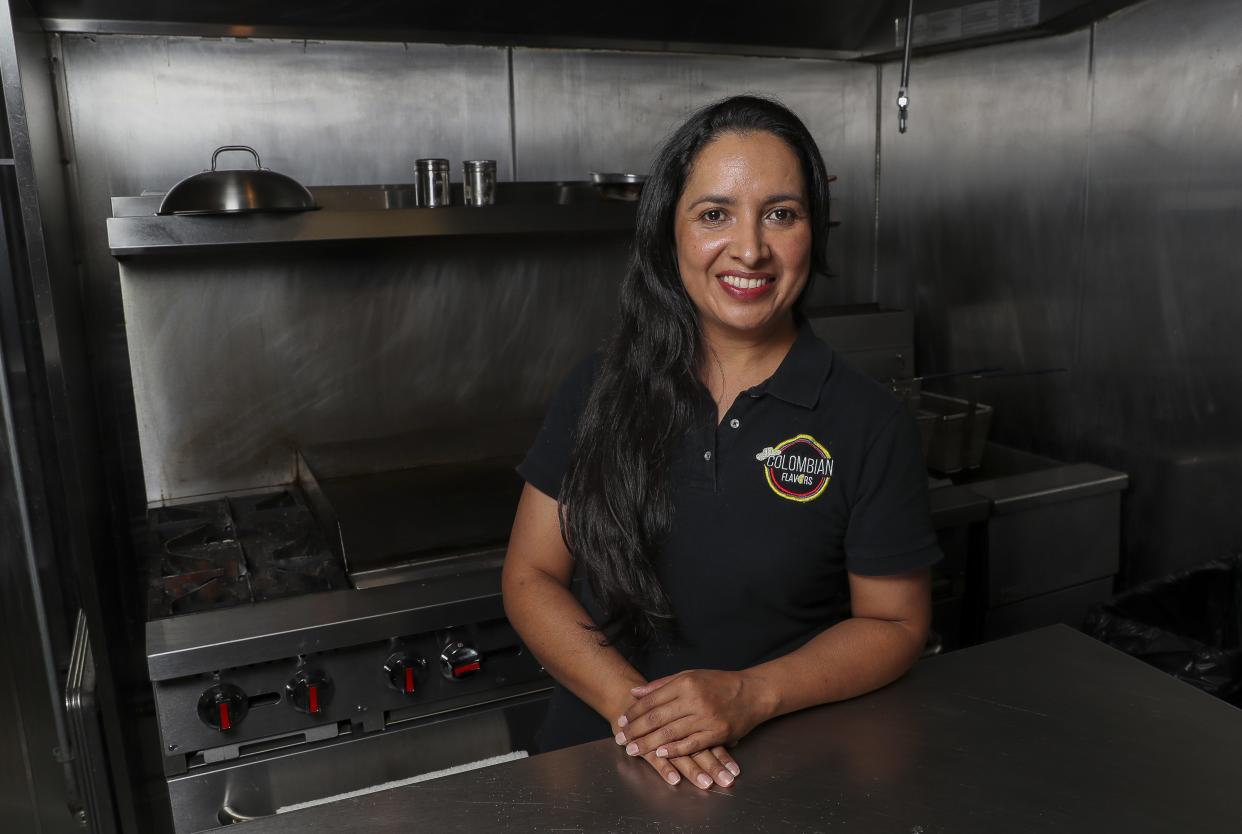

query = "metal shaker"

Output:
[[462, 160, 497, 207], [414, 158, 451, 207]]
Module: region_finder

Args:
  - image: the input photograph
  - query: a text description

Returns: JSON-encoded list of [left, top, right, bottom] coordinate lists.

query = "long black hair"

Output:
[[560, 95, 833, 649]]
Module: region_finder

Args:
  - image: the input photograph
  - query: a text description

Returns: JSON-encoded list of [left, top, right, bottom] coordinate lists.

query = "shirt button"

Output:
[[729, 418, 740, 429], [703, 451, 712, 461]]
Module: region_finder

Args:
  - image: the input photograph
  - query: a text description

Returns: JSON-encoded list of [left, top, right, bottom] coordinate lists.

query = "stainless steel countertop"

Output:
[[213, 626, 1242, 833]]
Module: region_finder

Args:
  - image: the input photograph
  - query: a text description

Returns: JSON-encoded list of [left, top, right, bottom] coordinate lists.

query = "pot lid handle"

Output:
[[211, 145, 263, 172]]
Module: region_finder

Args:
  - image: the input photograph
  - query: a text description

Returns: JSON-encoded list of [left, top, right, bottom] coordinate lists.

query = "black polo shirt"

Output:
[[517, 320, 940, 751]]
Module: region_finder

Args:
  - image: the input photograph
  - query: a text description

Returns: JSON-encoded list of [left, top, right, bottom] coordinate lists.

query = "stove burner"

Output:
[[146, 489, 345, 619], [161, 523, 243, 573]]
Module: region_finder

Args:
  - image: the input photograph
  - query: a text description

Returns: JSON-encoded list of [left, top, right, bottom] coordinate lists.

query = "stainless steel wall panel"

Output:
[[876, 30, 1092, 449], [60, 35, 513, 356], [59, 36, 513, 200], [511, 49, 878, 302], [59, 35, 515, 416], [1080, 0, 1242, 579], [59, 35, 514, 504], [876, 31, 1092, 471], [877, 0, 1242, 583], [118, 236, 625, 501]]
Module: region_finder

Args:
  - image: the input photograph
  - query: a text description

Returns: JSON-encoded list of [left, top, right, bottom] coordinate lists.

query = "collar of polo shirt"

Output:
[[748, 318, 835, 409]]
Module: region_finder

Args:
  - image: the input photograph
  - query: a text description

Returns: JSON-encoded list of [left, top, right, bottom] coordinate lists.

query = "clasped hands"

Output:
[[611, 669, 766, 790]]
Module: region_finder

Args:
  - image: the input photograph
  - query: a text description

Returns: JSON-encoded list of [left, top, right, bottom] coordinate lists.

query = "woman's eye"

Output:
[[768, 208, 797, 223], [700, 209, 726, 223]]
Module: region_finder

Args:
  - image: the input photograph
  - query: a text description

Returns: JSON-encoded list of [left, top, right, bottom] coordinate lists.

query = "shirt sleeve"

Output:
[[516, 354, 600, 500], [843, 407, 942, 575]]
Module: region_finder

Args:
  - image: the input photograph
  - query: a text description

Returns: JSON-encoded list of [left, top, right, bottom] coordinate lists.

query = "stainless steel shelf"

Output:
[[107, 181, 638, 258]]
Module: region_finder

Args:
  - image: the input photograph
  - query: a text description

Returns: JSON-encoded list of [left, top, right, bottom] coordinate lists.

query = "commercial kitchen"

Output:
[[2, 0, 1240, 831]]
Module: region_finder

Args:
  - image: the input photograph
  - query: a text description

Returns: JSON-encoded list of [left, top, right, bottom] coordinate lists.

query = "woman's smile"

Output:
[[717, 270, 776, 298]]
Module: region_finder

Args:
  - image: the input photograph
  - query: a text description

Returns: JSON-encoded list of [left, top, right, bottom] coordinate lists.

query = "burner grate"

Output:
[[148, 501, 251, 619], [145, 489, 343, 619]]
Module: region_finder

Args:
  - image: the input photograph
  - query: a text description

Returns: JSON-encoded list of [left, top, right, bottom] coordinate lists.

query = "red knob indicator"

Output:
[[286, 670, 332, 716], [197, 683, 248, 731], [440, 641, 482, 680], [383, 653, 426, 696]]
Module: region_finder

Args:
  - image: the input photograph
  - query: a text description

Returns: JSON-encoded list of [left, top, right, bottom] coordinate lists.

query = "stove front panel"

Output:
[[153, 616, 544, 777]]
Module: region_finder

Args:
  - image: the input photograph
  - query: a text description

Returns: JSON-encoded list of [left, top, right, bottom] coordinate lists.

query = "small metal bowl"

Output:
[[588, 172, 649, 202]]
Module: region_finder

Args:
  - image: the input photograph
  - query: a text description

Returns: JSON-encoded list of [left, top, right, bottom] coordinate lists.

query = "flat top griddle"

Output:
[[298, 454, 525, 589]]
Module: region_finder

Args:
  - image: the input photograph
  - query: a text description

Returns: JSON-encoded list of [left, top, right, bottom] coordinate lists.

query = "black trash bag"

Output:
[[1084, 554, 1242, 706]]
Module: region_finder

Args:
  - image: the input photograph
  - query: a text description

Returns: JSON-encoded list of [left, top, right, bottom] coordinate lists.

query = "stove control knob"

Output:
[[286, 670, 333, 716], [384, 653, 426, 696], [197, 683, 248, 731], [440, 641, 482, 680]]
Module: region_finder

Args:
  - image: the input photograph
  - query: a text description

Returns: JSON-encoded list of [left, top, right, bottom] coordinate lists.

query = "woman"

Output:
[[502, 95, 939, 791]]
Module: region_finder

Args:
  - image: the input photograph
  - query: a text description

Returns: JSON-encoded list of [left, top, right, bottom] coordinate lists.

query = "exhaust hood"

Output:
[[36, 0, 1144, 58]]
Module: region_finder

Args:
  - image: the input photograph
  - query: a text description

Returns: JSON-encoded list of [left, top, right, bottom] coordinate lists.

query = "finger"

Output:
[[626, 716, 702, 757], [650, 730, 722, 760], [619, 700, 694, 748], [630, 673, 679, 698], [670, 755, 713, 791], [711, 745, 741, 778], [617, 682, 682, 731], [641, 751, 681, 787], [692, 749, 735, 788]]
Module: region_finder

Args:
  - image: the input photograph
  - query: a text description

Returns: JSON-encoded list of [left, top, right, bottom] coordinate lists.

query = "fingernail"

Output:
[[726, 762, 740, 777], [625, 742, 639, 756], [697, 774, 712, 788], [655, 747, 668, 758], [718, 771, 734, 786], [666, 772, 680, 785], [614, 732, 625, 745], [618, 715, 628, 728]]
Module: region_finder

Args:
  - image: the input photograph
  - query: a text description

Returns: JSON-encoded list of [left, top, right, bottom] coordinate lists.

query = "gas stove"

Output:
[[144, 455, 549, 833]]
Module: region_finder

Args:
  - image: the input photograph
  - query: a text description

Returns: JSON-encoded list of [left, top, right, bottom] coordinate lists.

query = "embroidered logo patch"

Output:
[[756, 435, 833, 502]]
